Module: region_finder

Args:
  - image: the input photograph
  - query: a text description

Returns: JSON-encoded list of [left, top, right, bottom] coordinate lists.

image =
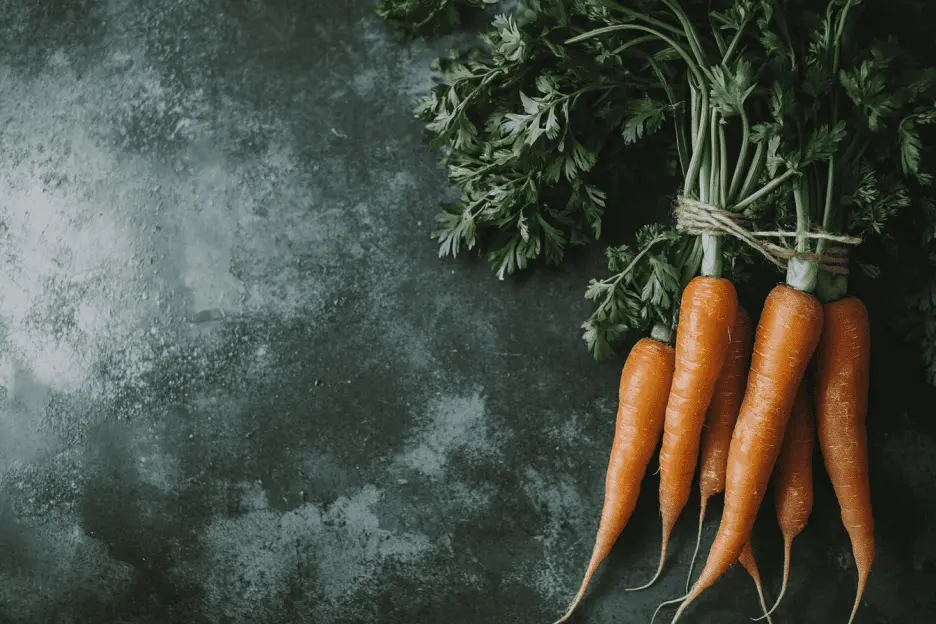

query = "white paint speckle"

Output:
[[517, 468, 589, 601], [190, 484, 433, 621], [398, 391, 504, 479]]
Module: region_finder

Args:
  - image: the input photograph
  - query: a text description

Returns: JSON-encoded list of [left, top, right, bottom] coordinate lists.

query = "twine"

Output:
[[675, 197, 862, 275]]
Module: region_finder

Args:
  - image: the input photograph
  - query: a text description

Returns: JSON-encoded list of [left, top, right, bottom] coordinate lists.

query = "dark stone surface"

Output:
[[0, 1, 934, 622]]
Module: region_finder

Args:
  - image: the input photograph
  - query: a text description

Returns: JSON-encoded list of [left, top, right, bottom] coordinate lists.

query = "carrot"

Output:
[[760, 377, 815, 619], [553, 337, 676, 623], [815, 297, 873, 624], [685, 307, 753, 590], [632, 276, 737, 590], [670, 284, 823, 622], [739, 541, 774, 624]]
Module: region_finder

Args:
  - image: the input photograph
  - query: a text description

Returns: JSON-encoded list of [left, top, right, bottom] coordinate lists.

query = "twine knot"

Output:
[[674, 196, 862, 274]]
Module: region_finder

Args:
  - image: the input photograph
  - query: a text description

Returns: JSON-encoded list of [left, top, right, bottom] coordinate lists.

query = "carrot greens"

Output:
[[377, 2, 936, 622], [382, 0, 936, 375]]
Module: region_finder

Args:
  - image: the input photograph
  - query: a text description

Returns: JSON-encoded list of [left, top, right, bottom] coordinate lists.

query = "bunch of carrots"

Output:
[[553, 2, 883, 623], [555, 286, 871, 623], [374, 1, 934, 621]]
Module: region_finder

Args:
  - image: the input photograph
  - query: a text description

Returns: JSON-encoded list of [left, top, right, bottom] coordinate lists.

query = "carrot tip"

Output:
[[650, 593, 689, 624], [847, 571, 870, 624], [750, 570, 774, 624], [669, 597, 691, 624], [685, 498, 708, 593], [625, 534, 668, 592], [754, 536, 792, 621], [551, 561, 598, 624]]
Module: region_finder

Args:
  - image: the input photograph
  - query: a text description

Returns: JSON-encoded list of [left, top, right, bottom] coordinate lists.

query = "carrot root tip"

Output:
[[625, 533, 668, 592], [755, 536, 792, 621], [685, 498, 708, 593], [551, 562, 599, 624], [847, 570, 870, 624], [751, 572, 774, 624], [650, 593, 689, 624]]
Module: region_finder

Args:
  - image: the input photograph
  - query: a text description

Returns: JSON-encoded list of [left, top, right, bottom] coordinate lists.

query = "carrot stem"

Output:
[[786, 185, 818, 292], [728, 109, 750, 203], [700, 234, 722, 277]]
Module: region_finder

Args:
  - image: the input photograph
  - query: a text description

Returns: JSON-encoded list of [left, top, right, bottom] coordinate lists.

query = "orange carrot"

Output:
[[739, 541, 774, 624], [815, 297, 873, 624], [553, 337, 676, 623], [686, 307, 753, 590], [762, 378, 815, 618], [633, 276, 737, 590], [670, 284, 823, 622]]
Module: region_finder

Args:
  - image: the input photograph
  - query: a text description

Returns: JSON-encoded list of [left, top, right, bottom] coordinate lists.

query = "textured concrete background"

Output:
[[0, 1, 934, 622]]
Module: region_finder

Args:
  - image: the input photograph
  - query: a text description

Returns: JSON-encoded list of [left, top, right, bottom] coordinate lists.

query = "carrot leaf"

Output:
[[582, 224, 682, 358]]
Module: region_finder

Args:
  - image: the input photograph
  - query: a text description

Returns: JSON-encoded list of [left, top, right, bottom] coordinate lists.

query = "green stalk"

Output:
[[611, 35, 665, 56], [793, 184, 810, 255], [711, 16, 727, 56], [608, 5, 688, 38], [699, 139, 712, 205], [727, 109, 751, 203], [833, 1, 855, 77], [700, 111, 722, 278], [737, 141, 765, 203], [808, 168, 820, 225], [701, 234, 723, 277], [684, 88, 710, 195], [819, 156, 836, 253], [733, 168, 798, 211], [661, 0, 709, 70], [681, 237, 704, 286], [786, 184, 818, 292], [690, 85, 700, 144], [709, 110, 719, 201], [722, 15, 751, 65], [566, 24, 705, 86], [719, 124, 728, 208], [817, 157, 849, 303], [816, 1, 856, 304], [649, 57, 688, 175]]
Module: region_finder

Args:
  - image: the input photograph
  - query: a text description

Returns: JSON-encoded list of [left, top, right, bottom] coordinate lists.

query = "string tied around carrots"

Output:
[[674, 196, 862, 275]]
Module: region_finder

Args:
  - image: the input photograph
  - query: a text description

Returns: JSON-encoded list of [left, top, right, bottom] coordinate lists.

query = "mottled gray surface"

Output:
[[0, 1, 934, 623]]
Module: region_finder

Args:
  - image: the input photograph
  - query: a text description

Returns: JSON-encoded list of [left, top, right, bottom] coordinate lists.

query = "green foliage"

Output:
[[582, 224, 683, 359], [383, 0, 936, 381], [415, 5, 675, 278], [621, 98, 670, 145]]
